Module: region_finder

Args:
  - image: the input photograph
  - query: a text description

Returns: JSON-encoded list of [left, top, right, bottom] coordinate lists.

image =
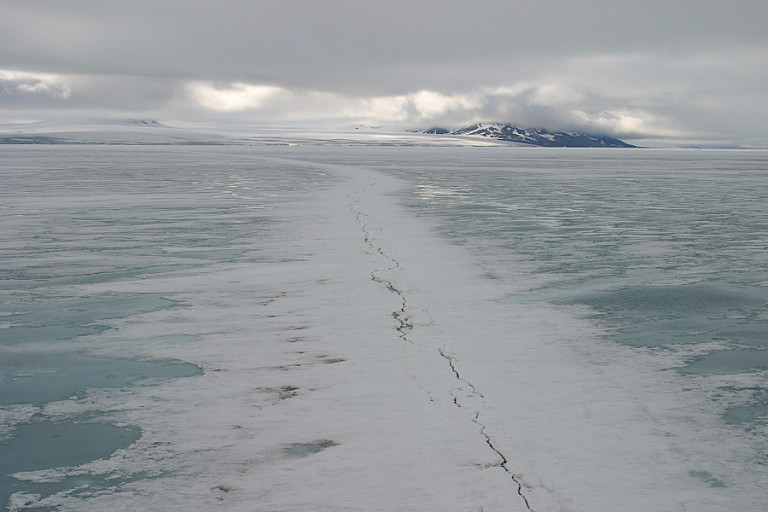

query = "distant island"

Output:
[[1, 119, 635, 148], [420, 123, 635, 148]]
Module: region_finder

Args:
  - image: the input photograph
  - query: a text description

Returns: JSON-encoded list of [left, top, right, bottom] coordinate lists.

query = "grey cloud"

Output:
[[1, 0, 767, 143], [3, 1, 765, 89], [0, 71, 71, 101]]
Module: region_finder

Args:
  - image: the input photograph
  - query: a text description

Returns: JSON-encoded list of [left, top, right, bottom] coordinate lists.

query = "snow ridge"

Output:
[[348, 182, 533, 511]]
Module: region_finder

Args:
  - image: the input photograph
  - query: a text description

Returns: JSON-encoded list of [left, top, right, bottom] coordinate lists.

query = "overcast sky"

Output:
[[1, 0, 767, 143]]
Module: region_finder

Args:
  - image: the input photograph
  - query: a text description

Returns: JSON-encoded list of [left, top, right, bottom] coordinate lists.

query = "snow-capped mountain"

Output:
[[424, 123, 635, 147]]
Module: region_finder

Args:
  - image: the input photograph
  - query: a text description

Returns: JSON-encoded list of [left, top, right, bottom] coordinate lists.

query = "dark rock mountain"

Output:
[[423, 123, 635, 147], [123, 119, 166, 126], [422, 127, 451, 135]]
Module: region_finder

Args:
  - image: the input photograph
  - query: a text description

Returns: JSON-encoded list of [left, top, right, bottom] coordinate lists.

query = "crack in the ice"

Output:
[[440, 349, 532, 511], [349, 187, 533, 511], [349, 190, 415, 347]]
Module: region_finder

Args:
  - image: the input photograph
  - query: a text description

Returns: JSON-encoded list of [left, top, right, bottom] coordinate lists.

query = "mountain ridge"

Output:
[[422, 123, 635, 147]]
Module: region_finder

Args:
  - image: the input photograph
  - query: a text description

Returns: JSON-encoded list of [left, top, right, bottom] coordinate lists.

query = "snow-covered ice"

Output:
[[2, 134, 767, 511]]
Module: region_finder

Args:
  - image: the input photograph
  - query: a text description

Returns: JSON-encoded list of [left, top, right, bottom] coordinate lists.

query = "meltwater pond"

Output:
[[0, 422, 141, 508]]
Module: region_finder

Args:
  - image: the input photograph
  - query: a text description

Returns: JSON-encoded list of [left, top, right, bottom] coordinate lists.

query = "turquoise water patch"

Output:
[[725, 404, 768, 425], [689, 470, 726, 488], [565, 283, 767, 349], [710, 323, 768, 348], [0, 294, 175, 325], [0, 325, 107, 346], [0, 294, 178, 348], [0, 422, 140, 473], [0, 351, 201, 405], [680, 349, 768, 375], [574, 283, 765, 315], [282, 440, 337, 457], [0, 291, 201, 405], [0, 421, 141, 507], [610, 314, 719, 346]]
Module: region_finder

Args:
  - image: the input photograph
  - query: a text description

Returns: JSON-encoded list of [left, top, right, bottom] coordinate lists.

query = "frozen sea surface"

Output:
[[1, 142, 767, 511]]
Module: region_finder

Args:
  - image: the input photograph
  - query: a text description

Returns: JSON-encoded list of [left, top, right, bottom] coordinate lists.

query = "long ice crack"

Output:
[[439, 350, 533, 511], [348, 185, 533, 511]]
